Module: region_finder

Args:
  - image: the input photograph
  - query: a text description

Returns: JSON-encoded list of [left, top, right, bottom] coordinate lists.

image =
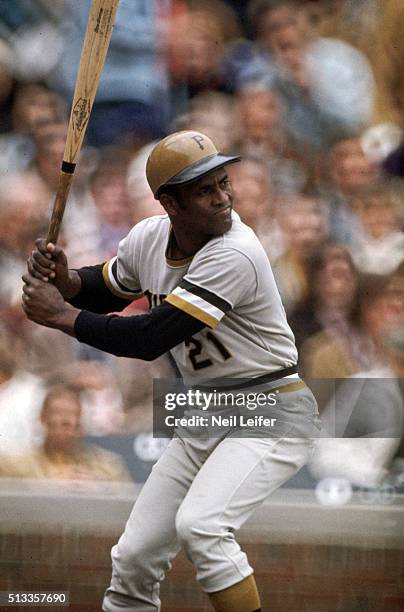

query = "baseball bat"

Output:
[[46, 0, 120, 244]]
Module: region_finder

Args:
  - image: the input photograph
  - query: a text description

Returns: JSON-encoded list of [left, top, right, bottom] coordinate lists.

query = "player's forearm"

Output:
[[74, 302, 205, 361], [68, 264, 132, 313], [51, 305, 81, 337]]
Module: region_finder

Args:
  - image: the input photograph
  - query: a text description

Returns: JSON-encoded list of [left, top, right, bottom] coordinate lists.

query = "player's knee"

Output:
[[175, 506, 217, 550], [175, 507, 190, 543], [175, 507, 200, 547], [112, 537, 150, 572]]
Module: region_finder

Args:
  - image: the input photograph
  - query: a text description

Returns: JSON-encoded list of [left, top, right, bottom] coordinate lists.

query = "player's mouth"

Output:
[[214, 204, 232, 216]]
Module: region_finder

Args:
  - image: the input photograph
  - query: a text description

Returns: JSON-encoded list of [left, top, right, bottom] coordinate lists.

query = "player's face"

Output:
[[177, 168, 233, 236]]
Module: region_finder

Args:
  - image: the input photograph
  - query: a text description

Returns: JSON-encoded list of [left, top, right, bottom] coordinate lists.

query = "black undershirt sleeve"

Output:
[[74, 301, 206, 361], [68, 264, 133, 314]]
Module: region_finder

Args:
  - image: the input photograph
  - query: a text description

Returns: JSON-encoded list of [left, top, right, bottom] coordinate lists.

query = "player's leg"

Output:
[[208, 574, 261, 612], [175, 404, 316, 611], [102, 437, 200, 612]]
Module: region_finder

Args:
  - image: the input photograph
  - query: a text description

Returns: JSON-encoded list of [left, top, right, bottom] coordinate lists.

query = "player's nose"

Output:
[[212, 185, 230, 207]]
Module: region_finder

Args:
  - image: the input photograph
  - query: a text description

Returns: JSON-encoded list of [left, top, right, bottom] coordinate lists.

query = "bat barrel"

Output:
[[46, 0, 120, 243]]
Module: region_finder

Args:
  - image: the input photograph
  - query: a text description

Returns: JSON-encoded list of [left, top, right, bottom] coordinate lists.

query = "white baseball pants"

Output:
[[103, 386, 319, 611]]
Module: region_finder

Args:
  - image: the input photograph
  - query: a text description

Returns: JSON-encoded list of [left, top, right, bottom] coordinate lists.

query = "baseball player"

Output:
[[22, 130, 320, 612]]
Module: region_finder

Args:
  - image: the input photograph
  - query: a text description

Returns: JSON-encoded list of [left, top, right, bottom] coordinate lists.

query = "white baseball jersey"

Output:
[[102, 212, 297, 385]]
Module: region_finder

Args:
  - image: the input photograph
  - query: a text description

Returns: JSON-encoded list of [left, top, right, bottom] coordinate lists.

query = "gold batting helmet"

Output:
[[146, 130, 241, 197]]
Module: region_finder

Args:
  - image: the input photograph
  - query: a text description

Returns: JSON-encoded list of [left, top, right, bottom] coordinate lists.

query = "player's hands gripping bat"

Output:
[[47, 0, 120, 244]]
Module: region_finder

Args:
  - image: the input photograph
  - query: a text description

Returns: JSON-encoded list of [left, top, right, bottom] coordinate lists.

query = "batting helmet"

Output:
[[146, 130, 241, 197]]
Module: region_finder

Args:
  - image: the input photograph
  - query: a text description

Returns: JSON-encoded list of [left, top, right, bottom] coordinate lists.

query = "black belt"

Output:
[[195, 365, 298, 392]]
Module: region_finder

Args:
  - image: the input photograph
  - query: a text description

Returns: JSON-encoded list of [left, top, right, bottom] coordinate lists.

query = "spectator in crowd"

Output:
[[341, 0, 404, 178], [301, 267, 404, 379], [289, 241, 360, 353], [0, 383, 131, 484], [0, 0, 61, 90], [248, 0, 311, 51], [32, 116, 97, 192], [368, 0, 404, 129], [89, 152, 133, 257], [272, 194, 329, 313], [23, 343, 131, 438], [359, 266, 404, 354], [24, 322, 78, 381], [50, 0, 170, 147], [352, 185, 404, 275], [29, 118, 89, 195], [116, 355, 175, 435], [0, 0, 61, 45], [63, 148, 133, 269], [246, 0, 375, 151], [317, 135, 380, 245], [236, 80, 283, 158], [228, 157, 271, 229], [228, 157, 284, 261], [0, 172, 49, 331], [28, 118, 100, 268], [51, 361, 126, 437], [316, 0, 380, 60], [309, 323, 403, 490], [169, 0, 241, 105], [235, 78, 308, 196], [0, 82, 65, 175], [0, 330, 45, 454], [30, 117, 63, 187]]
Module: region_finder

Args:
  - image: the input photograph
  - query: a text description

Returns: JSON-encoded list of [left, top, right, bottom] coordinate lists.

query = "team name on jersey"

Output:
[[144, 290, 167, 309]]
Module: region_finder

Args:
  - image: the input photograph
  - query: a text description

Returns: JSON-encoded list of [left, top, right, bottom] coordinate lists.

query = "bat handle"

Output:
[[46, 164, 76, 244]]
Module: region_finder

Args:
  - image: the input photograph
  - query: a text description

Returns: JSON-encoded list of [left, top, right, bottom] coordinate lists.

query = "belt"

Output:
[[273, 380, 306, 394], [194, 365, 299, 392], [220, 364, 299, 391]]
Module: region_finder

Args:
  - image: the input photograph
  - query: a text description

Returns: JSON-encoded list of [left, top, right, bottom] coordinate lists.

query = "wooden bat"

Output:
[[46, 0, 120, 244]]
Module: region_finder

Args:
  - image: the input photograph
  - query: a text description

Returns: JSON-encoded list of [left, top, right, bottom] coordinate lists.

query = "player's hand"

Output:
[[22, 273, 78, 334], [27, 239, 78, 298], [27, 238, 68, 283]]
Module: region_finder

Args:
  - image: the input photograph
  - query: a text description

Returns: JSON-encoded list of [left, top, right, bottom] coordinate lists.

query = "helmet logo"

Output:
[[191, 135, 205, 150]]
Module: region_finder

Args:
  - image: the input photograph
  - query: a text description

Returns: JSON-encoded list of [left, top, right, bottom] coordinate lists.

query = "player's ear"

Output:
[[159, 193, 181, 216]]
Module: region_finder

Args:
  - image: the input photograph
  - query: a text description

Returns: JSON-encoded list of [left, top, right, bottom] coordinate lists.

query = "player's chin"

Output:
[[212, 216, 233, 236]]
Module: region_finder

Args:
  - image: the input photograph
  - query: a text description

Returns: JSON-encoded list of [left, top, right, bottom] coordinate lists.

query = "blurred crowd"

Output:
[[0, 0, 403, 493]]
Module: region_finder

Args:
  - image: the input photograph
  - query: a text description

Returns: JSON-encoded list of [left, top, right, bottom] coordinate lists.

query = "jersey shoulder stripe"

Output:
[[165, 286, 223, 329], [180, 280, 232, 313], [103, 257, 143, 300]]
